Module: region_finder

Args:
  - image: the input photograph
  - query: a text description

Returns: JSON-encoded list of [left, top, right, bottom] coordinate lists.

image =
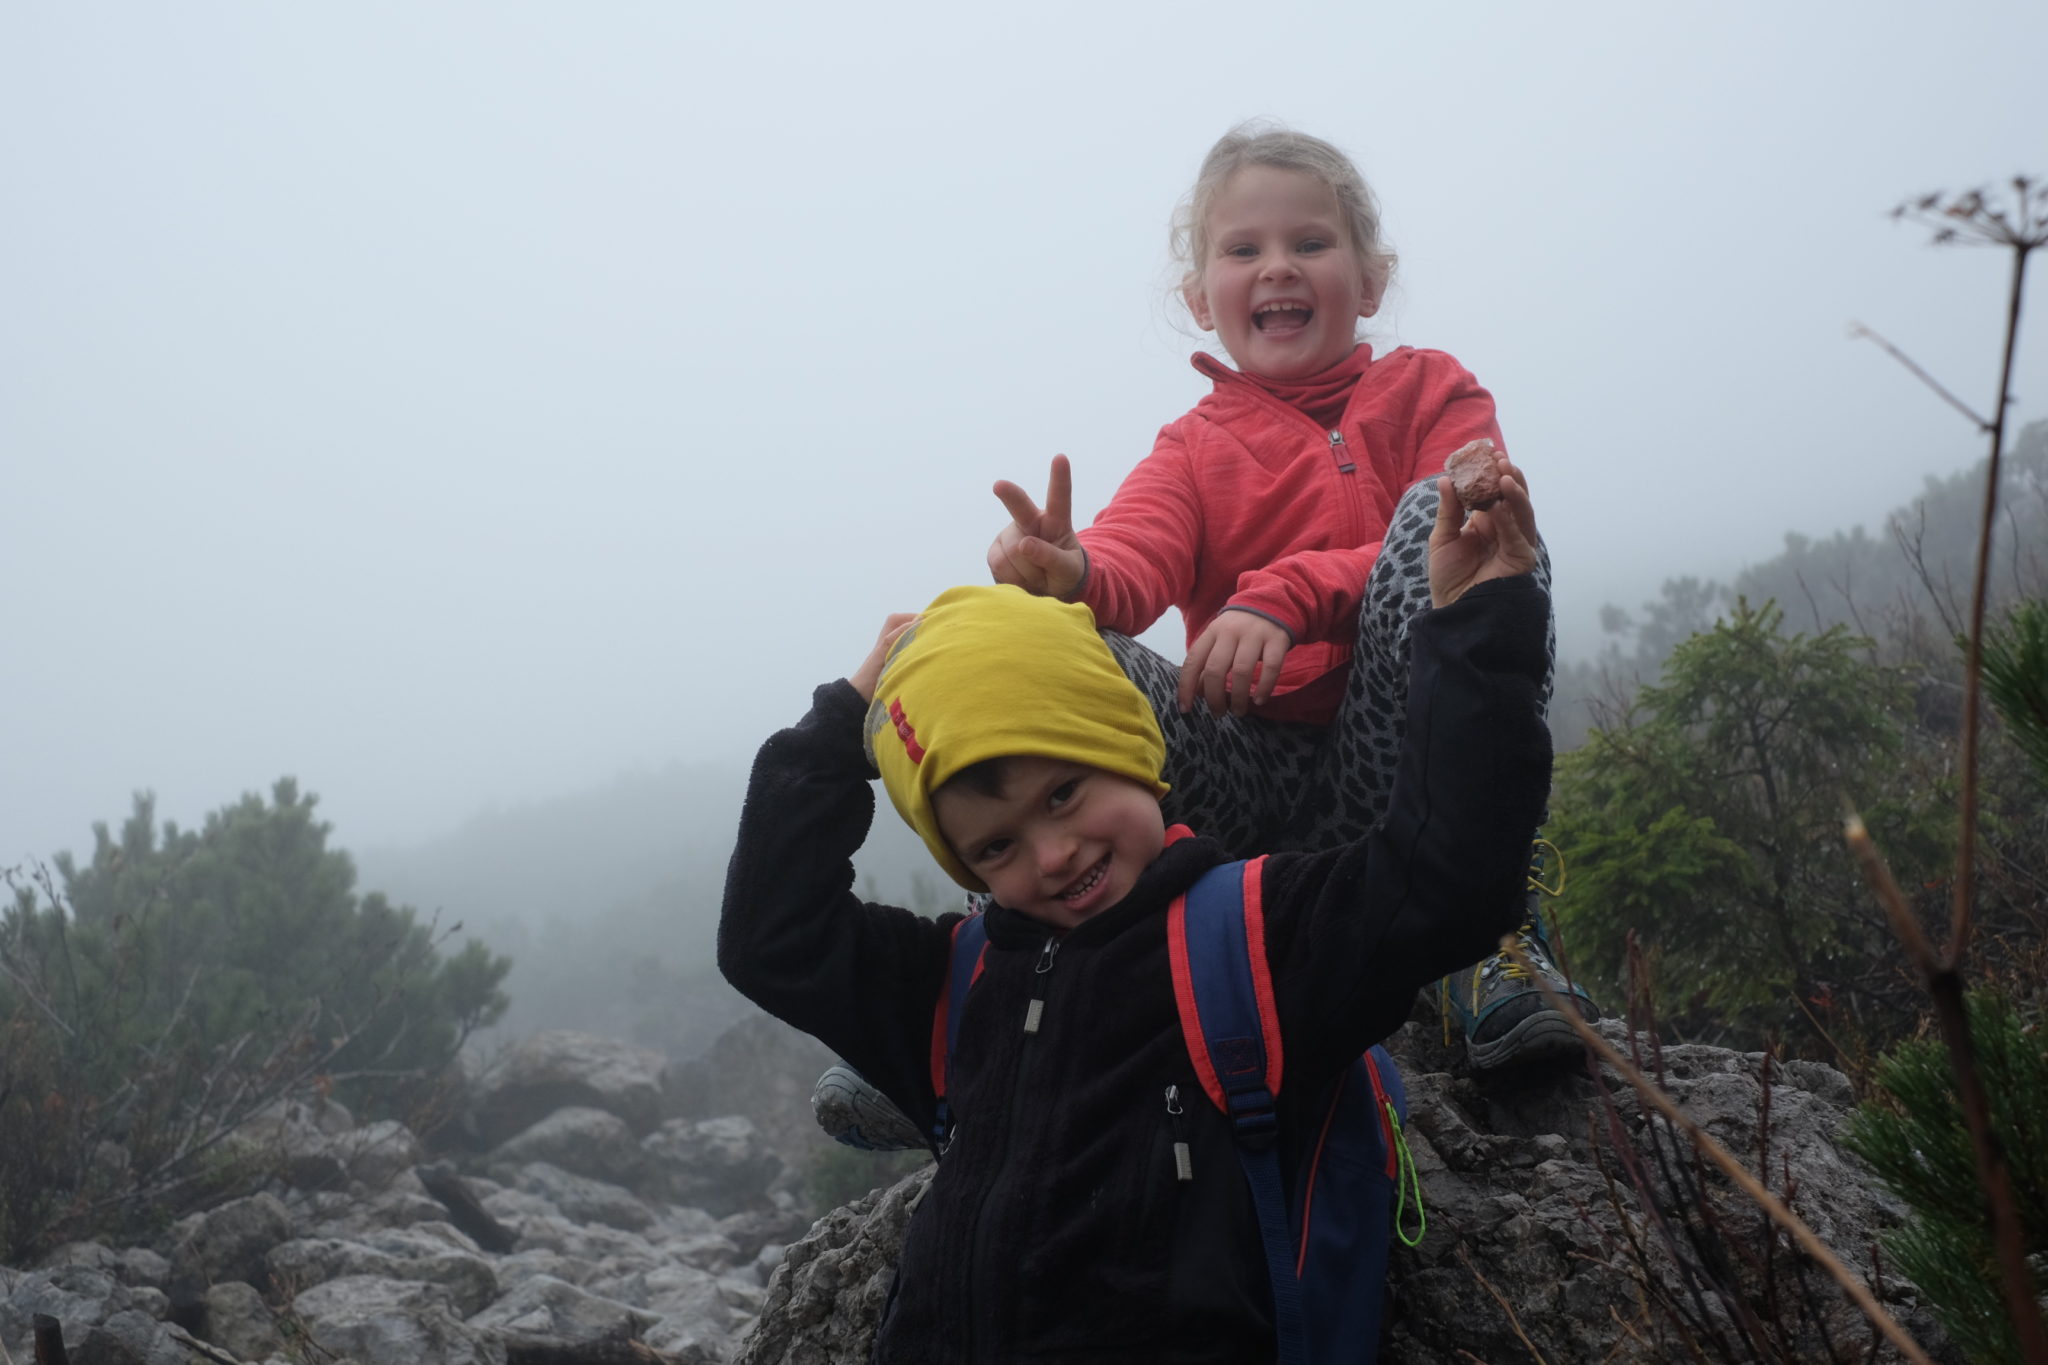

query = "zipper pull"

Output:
[[1166, 1084, 1193, 1181], [1024, 937, 1059, 1034], [1328, 430, 1356, 474]]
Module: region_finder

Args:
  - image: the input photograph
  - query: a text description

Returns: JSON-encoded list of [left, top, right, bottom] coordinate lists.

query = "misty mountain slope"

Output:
[[354, 757, 949, 1058], [1553, 420, 2047, 747]]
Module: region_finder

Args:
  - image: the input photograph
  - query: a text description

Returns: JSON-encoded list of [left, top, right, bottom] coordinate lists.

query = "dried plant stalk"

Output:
[[1498, 939, 1935, 1365]]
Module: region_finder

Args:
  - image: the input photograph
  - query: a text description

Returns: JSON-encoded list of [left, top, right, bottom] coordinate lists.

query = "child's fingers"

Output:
[[1250, 634, 1288, 708], [1428, 475, 1464, 548], [1045, 455, 1073, 531], [1227, 634, 1269, 716], [1019, 537, 1083, 595], [1175, 637, 1214, 714], [1493, 475, 1539, 562], [992, 479, 1045, 529], [989, 529, 1035, 588]]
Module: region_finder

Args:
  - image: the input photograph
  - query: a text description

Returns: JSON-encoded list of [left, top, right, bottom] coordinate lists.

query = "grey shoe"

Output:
[[1445, 843, 1600, 1070], [812, 1064, 926, 1152]]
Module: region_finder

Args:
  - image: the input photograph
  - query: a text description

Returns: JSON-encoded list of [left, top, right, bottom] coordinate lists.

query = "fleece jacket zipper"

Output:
[[964, 935, 1060, 1359]]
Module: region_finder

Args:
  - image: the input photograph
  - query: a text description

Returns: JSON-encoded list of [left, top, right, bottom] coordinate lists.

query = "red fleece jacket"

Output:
[[1076, 344, 1503, 724]]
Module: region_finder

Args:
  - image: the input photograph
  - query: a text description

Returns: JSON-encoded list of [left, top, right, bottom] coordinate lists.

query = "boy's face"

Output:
[[933, 757, 1166, 929]]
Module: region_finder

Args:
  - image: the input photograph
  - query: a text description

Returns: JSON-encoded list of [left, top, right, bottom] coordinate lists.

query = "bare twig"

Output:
[[1847, 322, 1992, 430], [1500, 937, 1937, 1365], [1455, 1241, 1551, 1364]]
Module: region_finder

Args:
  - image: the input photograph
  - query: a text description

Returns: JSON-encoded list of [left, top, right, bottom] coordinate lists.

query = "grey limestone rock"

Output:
[[732, 1164, 934, 1365], [470, 1030, 670, 1145], [731, 1024, 1959, 1364], [166, 1192, 295, 1308], [489, 1105, 647, 1191], [290, 1272, 505, 1365], [642, 1116, 783, 1219], [466, 1272, 657, 1344], [201, 1279, 286, 1360]]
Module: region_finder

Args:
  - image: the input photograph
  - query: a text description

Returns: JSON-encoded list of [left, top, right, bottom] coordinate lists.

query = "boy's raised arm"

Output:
[[1260, 466, 1552, 1086], [716, 616, 952, 1130]]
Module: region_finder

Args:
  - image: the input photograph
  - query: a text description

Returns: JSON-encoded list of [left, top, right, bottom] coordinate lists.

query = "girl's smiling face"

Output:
[[1184, 165, 1378, 381]]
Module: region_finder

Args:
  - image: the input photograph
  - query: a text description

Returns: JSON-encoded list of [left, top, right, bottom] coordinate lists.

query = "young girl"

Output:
[[986, 123, 1594, 1068]]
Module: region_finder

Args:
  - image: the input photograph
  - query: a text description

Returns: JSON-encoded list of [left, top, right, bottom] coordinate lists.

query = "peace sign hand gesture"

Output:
[[988, 455, 1088, 601]]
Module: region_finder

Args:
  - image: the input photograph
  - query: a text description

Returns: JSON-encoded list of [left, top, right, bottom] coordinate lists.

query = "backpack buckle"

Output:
[[1227, 1086, 1279, 1151]]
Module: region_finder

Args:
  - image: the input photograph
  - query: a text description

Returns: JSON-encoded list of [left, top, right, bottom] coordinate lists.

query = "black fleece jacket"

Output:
[[718, 575, 1553, 1364]]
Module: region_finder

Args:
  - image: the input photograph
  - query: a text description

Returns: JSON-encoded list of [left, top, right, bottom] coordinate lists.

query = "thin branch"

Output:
[[1456, 1241, 1552, 1364], [1847, 323, 1992, 431], [1500, 937, 1936, 1365]]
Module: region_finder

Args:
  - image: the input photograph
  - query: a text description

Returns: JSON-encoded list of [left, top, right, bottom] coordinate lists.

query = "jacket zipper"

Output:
[[966, 935, 1061, 1358], [1023, 937, 1059, 1033], [1327, 429, 1356, 474], [1166, 1084, 1193, 1182]]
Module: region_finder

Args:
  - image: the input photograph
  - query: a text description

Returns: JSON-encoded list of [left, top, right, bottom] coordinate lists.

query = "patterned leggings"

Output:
[[1103, 479, 1555, 857]]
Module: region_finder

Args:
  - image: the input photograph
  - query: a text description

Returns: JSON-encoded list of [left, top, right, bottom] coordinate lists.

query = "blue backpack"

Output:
[[929, 855, 1424, 1365]]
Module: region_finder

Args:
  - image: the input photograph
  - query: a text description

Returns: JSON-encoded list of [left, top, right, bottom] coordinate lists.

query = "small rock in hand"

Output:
[[1445, 439, 1503, 511]]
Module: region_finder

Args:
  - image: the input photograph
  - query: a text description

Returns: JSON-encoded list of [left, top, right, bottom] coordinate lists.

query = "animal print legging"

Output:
[[1103, 478, 1555, 857]]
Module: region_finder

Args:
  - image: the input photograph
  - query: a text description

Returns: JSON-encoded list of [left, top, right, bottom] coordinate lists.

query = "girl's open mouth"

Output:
[[1253, 305, 1312, 333]]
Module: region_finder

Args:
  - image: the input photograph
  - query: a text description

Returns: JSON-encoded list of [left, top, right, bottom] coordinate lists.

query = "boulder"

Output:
[[470, 1031, 670, 1145], [290, 1273, 505, 1365], [731, 1023, 1960, 1363], [489, 1106, 647, 1191], [166, 1192, 295, 1307], [641, 1117, 783, 1218], [0, 1266, 189, 1365], [666, 1009, 839, 1168], [733, 1165, 933, 1365], [201, 1279, 286, 1360], [467, 1272, 657, 1345], [505, 1161, 660, 1232]]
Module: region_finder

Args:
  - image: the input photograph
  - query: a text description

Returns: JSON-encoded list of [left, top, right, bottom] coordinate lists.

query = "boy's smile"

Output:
[[933, 757, 1167, 929], [1184, 164, 1377, 381]]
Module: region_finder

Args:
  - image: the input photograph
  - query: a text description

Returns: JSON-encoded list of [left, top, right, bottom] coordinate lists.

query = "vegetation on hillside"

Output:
[[0, 779, 510, 1262]]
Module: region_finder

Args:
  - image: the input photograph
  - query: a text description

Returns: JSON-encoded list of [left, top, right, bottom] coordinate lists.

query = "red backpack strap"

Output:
[[928, 912, 989, 1144]]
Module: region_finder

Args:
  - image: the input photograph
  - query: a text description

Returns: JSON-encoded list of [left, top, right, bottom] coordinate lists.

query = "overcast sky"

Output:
[[4, 1, 2044, 864]]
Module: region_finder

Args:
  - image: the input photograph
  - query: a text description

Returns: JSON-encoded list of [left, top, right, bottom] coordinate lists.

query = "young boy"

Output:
[[718, 467, 1552, 1363]]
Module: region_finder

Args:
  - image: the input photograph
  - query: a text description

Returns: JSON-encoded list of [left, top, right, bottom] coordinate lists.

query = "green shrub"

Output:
[[0, 779, 512, 1260], [1840, 992, 2047, 1363]]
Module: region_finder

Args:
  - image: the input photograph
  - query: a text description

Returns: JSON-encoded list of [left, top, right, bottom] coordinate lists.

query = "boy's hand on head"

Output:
[[1428, 453, 1540, 608], [849, 613, 919, 704], [989, 455, 1087, 600], [1179, 609, 1292, 717]]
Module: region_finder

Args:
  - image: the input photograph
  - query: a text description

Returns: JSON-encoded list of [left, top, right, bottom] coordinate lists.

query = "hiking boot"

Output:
[[811, 1064, 926, 1152], [1445, 841, 1600, 1070]]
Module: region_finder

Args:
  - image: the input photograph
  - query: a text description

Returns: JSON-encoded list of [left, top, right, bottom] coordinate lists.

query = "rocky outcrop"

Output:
[[731, 1020, 1959, 1364], [0, 1015, 1961, 1364], [1, 1025, 807, 1365]]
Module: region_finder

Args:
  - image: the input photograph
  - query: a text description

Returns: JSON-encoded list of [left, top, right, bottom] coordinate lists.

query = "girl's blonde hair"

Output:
[[1170, 123, 1398, 304]]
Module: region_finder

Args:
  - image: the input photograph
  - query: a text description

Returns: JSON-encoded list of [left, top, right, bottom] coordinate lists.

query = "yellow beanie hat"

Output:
[[864, 584, 1169, 891]]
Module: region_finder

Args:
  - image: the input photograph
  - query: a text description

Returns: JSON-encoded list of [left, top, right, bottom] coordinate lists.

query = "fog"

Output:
[[4, 1, 2044, 871]]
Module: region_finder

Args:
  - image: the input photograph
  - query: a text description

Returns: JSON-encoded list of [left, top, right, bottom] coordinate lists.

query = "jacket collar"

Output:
[[979, 832, 1225, 949]]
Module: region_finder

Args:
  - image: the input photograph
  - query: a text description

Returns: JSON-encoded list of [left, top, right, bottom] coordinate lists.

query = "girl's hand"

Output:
[[850, 613, 919, 703], [1178, 609, 1292, 717], [989, 455, 1087, 600], [1428, 454, 1539, 608]]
